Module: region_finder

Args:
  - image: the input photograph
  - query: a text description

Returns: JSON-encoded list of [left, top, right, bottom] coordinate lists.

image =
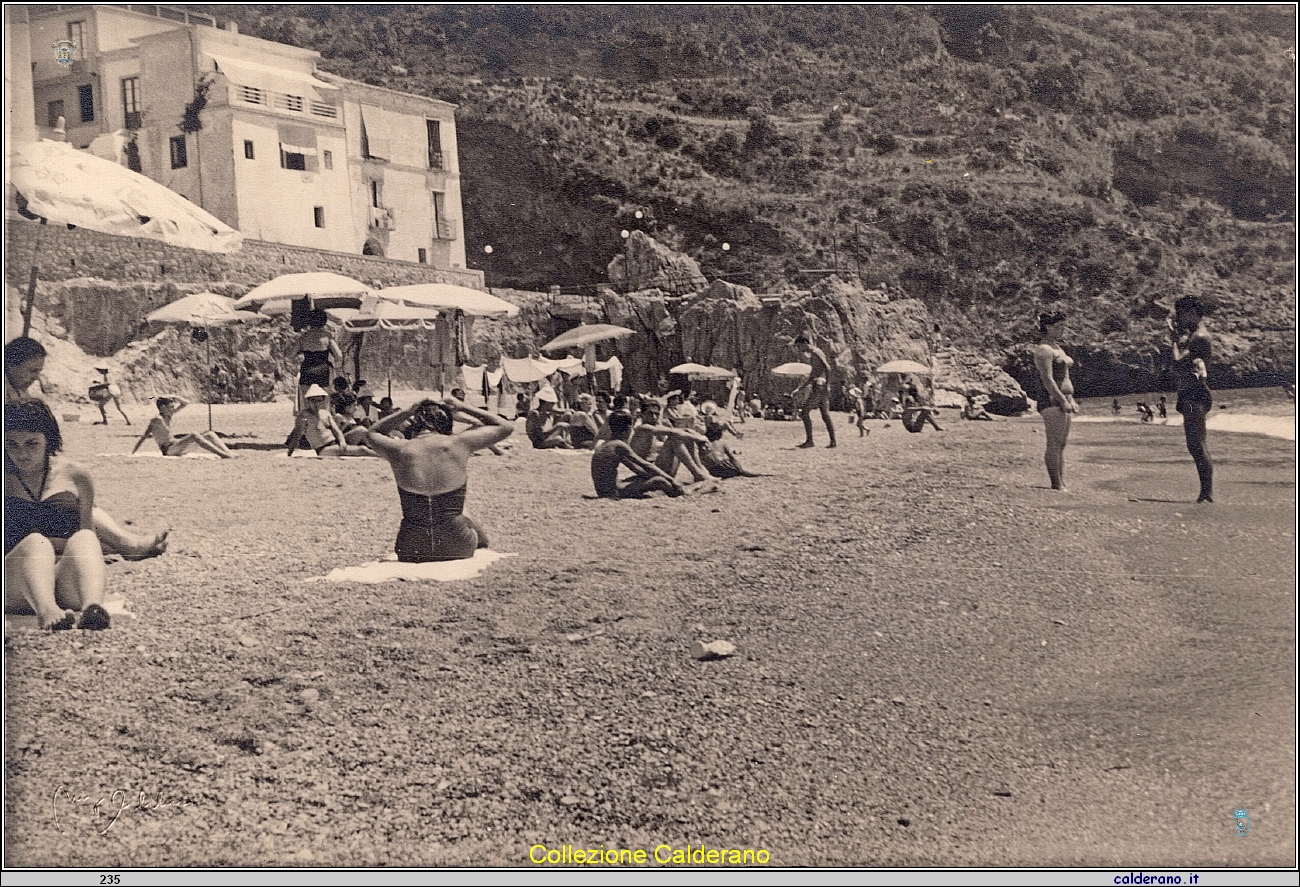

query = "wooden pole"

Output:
[[206, 332, 213, 431]]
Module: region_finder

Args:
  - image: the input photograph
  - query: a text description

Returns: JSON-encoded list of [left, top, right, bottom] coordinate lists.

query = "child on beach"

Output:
[[131, 397, 235, 459], [89, 367, 131, 426]]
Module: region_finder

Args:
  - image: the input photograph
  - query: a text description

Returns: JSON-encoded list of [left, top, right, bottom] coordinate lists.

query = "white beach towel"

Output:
[[318, 550, 515, 583], [4, 592, 135, 633]]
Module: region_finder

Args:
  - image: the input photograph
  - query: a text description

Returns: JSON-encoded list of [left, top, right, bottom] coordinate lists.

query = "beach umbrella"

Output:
[[145, 292, 265, 430], [876, 359, 934, 375], [9, 138, 243, 335], [380, 282, 519, 318], [542, 324, 636, 352], [670, 362, 736, 380], [771, 362, 813, 377], [233, 272, 373, 314]]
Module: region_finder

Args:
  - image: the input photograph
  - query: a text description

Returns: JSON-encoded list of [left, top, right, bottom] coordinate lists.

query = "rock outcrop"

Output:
[[606, 230, 708, 296], [932, 347, 1029, 415]]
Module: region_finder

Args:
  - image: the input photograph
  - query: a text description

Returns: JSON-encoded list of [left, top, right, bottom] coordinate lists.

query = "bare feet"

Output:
[[122, 530, 169, 562], [79, 604, 111, 631], [826, 442, 837, 448], [44, 610, 76, 631], [796, 441, 815, 449]]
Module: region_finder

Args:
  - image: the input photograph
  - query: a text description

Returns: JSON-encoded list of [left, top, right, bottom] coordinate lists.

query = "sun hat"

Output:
[[537, 386, 558, 403], [304, 384, 329, 399]]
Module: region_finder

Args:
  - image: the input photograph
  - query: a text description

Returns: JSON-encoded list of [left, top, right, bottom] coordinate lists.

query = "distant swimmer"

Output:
[[1031, 311, 1076, 492], [1169, 295, 1214, 503]]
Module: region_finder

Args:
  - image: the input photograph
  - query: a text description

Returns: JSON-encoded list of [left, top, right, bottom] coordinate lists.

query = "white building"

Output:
[[15, 4, 468, 269]]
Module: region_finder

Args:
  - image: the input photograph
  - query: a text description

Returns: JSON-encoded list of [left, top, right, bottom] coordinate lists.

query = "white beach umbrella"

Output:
[[771, 362, 813, 378], [380, 282, 520, 318], [233, 272, 373, 314]]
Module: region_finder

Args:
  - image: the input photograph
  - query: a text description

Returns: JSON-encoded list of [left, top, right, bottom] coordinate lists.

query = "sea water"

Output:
[[1076, 387, 1296, 441]]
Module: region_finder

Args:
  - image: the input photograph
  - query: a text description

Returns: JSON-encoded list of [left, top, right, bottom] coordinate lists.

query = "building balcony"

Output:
[[369, 206, 396, 230], [435, 218, 459, 241], [234, 85, 338, 120], [428, 149, 443, 170]]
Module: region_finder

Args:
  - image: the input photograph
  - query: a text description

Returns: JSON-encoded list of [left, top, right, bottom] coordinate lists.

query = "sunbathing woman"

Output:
[[5, 337, 168, 560], [366, 398, 513, 562], [132, 397, 235, 458], [5, 401, 110, 630], [287, 385, 375, 457]]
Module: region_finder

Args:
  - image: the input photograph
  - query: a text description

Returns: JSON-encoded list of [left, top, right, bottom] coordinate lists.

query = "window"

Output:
[[170, 135, 188, 169], [121, 77, 140, 113], [370, 181, 381, 208], [418, 248, 427, 264], [281, 148, 306, 171], [46, 100, 64, 129], [323, 150, 333, 170], [313, 207, 325, 228], [67, 21, 84, 60], [77, 84, 94, 123], [244, 140, 255, 160], [426, 119, 442, 169]]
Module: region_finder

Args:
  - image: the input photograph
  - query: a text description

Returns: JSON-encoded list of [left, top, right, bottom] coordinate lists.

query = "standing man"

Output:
[[792, 335, 836, 449]]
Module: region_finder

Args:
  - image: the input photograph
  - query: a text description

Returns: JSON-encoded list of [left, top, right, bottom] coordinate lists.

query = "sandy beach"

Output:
[[4, 401, 1295, 867]]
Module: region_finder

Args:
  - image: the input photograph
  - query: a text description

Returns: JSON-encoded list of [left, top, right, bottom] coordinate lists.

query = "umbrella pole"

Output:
[[387, 336, 393, 400], [21, 220, 47, 338], [206, 332, 213, 432]]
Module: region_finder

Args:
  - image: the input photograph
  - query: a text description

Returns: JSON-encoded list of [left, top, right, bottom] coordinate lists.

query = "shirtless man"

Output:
[[792, 335, 837, 448], [699, 424, 763, 479], [525, 388, 572, 449], [591, 411, 685, 499], [633, 399, 709, 483]]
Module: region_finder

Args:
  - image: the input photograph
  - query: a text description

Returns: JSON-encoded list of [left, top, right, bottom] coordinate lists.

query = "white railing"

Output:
[[235, 85, 337, 120]]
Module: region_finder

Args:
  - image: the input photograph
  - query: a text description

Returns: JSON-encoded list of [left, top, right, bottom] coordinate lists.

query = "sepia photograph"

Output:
[[4, 4, 1296, 878]]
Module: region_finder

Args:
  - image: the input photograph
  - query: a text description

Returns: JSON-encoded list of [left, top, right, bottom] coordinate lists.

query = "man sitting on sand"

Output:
[[591, 411, 686, 499], [567, 393, 601, 450], [131, 397, 235, 459], [699, 424, 763, 479], [901, 384, 944, 433], [633, 399, 709, 484], [287, 385, 375, 457], [526, 387, 572, 449]]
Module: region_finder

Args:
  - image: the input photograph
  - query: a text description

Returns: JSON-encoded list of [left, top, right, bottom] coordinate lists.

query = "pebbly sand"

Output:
[[4, 401, 1295, 868]]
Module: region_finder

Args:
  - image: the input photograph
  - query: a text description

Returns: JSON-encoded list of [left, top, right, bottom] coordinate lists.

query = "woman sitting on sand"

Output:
[[1031, 311, 1077, 491], [5, 337, 168, 560], [286, 385, 375, 457], [5, 401, 110, 631], [365, 398, 513, 562], [131, 397, 236, 459]]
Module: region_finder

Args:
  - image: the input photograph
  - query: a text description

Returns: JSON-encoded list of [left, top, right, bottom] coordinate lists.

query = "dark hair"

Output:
[[309, 308, 329, 328], [4, 399, 62, 454], [1174, 295, 1205, 319], [793, 335, 811, 346], [705, 425, 724, 442], [333, 377, 349, 390], [451, 388, 467, 399], [1038, 311, 1067, 333], [5, 336, 47, 372], [404, 400, 454, 438], [353, 379, 367, 392], [607, 411, 633, 438]]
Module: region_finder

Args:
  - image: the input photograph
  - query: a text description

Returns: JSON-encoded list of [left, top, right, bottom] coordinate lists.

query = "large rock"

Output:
[[606, 230, 708, 296], [933, 346, 1028, 415]]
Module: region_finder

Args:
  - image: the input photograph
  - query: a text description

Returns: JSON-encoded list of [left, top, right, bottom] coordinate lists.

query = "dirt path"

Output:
[[5, 405, 1294, 867]]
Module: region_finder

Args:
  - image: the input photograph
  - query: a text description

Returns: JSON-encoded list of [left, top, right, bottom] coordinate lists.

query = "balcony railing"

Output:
[[369, 207, 395, 230], [435, 218, 458, 241], [236, 85, 338, 120], [428, 149, 443, 170]]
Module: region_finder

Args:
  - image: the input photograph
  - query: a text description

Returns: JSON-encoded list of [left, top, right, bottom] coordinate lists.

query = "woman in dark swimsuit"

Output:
[[366, 398, 513, 562], [1169, 295, 1214, 503], [1032, 311, 1077, 491], [5, 401, 109, 630], [295, 309, 343, 410]]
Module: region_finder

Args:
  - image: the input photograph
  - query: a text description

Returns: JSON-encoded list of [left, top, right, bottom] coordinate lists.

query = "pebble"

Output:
[[692, 640, 736, 660], [239, 635, 258, 647], [300, 688, 320, 704]]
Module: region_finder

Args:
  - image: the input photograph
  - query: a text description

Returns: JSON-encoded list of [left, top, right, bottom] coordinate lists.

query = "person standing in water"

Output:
[[1031, 311, 1076, 491], [1169, 295, 1214, 503]]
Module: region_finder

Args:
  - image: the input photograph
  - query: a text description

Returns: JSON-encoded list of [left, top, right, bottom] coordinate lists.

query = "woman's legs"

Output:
[[5, 534, 74, 629], [93, 508, 167, 559], [194, 432, 236, 458], [112, 396, 132, 425], [1182, 404, 1213, 502], [1041, 406, 1072, 491], [54, 529, 106, 613]]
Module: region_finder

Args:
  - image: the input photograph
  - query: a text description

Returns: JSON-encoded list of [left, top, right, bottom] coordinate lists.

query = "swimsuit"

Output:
[[394, 483, 480, 562], [1034, 349, 1073, 412], [1175, 336, 1212, 414], [5, 460, 81, 555], [299, 350, 332, 387]]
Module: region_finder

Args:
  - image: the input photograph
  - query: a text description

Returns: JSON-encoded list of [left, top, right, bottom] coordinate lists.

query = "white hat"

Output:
[[536, 386, 558, 403], [304, 384, 329, 399]]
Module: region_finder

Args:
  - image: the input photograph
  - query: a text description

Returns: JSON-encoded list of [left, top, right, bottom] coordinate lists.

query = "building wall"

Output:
[[135, 29, 202, 207], [5, 6, 36, 144]]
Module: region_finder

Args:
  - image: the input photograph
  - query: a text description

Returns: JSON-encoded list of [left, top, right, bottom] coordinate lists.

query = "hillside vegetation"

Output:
[[201, 5, 1296, 390]]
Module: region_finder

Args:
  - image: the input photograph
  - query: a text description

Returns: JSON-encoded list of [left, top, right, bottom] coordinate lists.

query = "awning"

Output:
[[360, 104, 392, 160], [277, 123, 318, 156], [207, 52, 339, 98]]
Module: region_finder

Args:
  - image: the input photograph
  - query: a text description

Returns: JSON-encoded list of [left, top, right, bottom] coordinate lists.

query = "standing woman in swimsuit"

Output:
[[1032, 311, 1077, 491], [5, 401, 109, 630], [295, 309, 343, 411], [1169, 295, 1214, 503], [366, 398, 513, 562]]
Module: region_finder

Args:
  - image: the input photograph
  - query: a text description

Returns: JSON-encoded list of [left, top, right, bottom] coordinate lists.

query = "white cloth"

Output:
[[460, 364, 485, 394], [318, 550, 515, 583]]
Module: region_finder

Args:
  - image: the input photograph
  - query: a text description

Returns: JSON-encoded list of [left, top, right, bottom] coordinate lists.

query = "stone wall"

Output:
[[4, 218, 485, 289]]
